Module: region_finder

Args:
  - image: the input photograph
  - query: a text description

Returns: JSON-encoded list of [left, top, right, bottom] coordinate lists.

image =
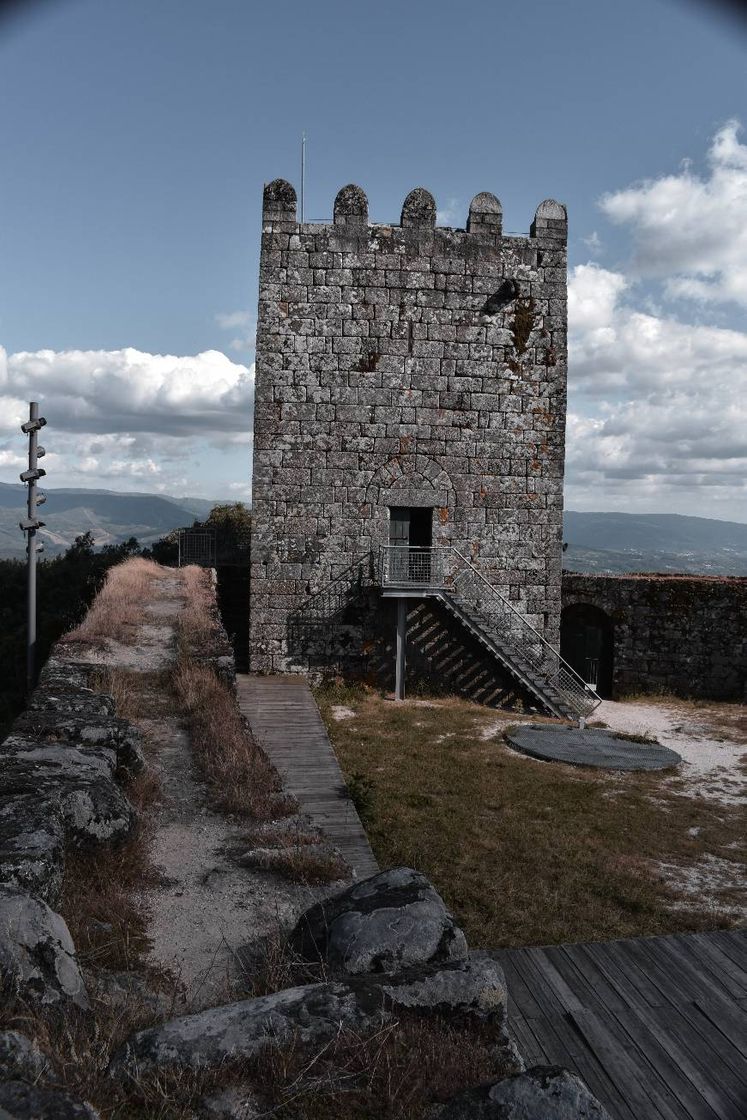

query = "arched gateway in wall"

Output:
[[560, 603, 614, 699]]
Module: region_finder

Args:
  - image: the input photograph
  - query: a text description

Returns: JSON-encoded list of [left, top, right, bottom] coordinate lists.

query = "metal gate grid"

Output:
[[177, 527, 216, 567]]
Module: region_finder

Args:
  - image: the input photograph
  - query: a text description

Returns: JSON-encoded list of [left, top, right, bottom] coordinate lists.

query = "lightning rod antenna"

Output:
[[300, 132, 306, 223]]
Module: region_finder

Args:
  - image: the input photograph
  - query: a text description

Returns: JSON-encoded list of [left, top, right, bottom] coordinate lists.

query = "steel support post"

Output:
[[25, 402, 39, 699], [395, 597, 407, 701]]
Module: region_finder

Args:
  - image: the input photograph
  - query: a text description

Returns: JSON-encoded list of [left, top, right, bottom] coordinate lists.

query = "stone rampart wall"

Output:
[[561, 573, 746, 701]]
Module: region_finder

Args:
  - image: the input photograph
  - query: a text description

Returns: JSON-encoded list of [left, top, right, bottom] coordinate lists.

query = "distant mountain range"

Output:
[[0, 483, 225, 560], [0, 485, 744, 575], [563, 512, 747, 576]]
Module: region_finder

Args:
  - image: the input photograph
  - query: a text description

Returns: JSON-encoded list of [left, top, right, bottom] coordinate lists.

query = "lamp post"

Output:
[[19, 402, 47, 699]]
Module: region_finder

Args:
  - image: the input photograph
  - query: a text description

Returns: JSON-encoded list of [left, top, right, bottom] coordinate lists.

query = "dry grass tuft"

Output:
[[172, 661, 295, 820], [176, 564, 228, 661], [64, 557, 162, 645], [234, 843, 349, 886], [247, 1015, 520, 1120], [0, 993, 175, 1118], [240, 927, 327, 998], [172, 566, 296, 821], [59, 825, 162, 974]]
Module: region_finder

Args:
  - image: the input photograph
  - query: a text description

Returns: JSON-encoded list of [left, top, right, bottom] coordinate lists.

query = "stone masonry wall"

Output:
[[561, 573, 747, 701], [250, 180, 568, 673]]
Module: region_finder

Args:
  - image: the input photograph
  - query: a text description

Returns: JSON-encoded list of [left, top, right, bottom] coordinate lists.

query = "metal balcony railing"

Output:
[[379, 545, 452, 588]]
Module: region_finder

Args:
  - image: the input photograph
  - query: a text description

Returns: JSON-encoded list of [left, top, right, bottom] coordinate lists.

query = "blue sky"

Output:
[[1, 0, 745, 519]]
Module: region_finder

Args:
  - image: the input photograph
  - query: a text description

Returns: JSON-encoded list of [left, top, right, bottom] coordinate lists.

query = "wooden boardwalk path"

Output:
[[235, 674, 379, 880], [495, 929, 747, 1120]]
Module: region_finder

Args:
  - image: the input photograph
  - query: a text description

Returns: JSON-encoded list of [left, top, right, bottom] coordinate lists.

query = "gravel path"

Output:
[[76, 570, 331, 1011]]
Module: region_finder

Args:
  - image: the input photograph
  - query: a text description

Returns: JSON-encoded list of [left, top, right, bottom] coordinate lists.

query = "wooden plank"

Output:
[[648, 1004, 746, 1119], [644, 936, 735, 1004], [532, 947, 588, 1012], [498, 950, 553, 1021], [583, 940, 655, 1012], [512, 947, 569, 1019], [497, 932, 747, 1120], [570, 1007, 681, 1120], [618, 994, 736, 1120], [615, 1006, 724, 1120], [708, 932, 747, 973], [235, 673, 379, 879], [685, 934, 747, 996], [554, 942, 629, 1014], [694, 997, 747, 1062]]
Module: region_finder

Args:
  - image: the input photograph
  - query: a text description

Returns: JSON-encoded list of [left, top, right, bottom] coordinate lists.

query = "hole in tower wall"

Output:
[[482, 278, 519, 316]]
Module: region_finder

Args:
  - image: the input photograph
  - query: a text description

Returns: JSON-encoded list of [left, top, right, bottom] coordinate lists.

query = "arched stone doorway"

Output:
[[561, 603, 614, 698]]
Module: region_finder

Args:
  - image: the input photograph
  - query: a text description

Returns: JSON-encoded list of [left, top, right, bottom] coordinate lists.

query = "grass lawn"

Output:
[[316, 684, 745, 948]]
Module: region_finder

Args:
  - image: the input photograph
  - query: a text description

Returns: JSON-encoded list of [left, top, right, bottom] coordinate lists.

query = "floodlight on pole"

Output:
[[19, 402, 48, 699]]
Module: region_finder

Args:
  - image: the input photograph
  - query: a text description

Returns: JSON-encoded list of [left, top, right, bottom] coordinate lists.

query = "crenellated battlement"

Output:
[[262, 179, 567, 241]]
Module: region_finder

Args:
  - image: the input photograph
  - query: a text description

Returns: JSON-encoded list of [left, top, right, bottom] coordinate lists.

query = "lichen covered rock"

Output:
[[110, 953, 508, 1078], [0, 886, 88, 1009], [0, 1030, 55, 1083], [0, 794, 65, 904], [290, 866, 468, 974], [0, 1081, 100, 1119], [436, 1065, 612, 1119], [0, 742, 135, 847]]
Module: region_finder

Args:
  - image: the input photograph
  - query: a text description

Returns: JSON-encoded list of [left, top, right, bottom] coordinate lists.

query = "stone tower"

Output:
[[249, 180, 569, 704]]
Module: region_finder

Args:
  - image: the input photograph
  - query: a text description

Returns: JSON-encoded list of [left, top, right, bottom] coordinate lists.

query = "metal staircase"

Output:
[[380, 546, 600, 721], [287, 546, 600, 722]]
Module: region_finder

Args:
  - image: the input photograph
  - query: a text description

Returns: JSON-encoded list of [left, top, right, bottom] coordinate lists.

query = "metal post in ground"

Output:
[[19, 402, 47, 699], [395, 597, 407, 701]]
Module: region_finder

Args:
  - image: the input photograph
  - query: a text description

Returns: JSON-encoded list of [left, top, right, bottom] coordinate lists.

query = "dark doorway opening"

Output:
[[560, 603, 614, 698], [388, 506, 433, 547], [388, 506, 433, 583]]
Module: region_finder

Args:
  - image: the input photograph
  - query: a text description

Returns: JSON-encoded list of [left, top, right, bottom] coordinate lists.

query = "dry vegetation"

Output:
[[172, 567, 295, 819], [233, 840, 349, 886], [316, 684, 746, 947], [0, 1012, 513, 1120], [172, 659, 294, 820], [64, 557, 162, 645]]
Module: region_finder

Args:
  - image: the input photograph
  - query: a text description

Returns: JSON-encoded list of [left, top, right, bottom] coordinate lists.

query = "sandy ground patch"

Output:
[[330, 704, 356, 722], [595, 698, 747, 806]]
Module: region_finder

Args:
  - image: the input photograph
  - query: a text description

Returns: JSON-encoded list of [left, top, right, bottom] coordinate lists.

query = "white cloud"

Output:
[[0, 347, 254, 437], [215, 310, 252, 329], [436, 197, 460, 226], [216, 309, 256, 354], [600, 119, 747, 308], [0, 347, 254, 497], [566, 262, 747, 517], [581, 230, 603, 254]]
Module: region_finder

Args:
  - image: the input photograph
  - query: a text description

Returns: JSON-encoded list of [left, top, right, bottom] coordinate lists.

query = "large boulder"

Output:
[[0, 1030, 55, 1082], [30, 663, 116, 720], [290, 867, 468, 974], [0, 742, 135, 847], [13, 711, 145, 780], [0, 794, 65, 904], [0, 886, 88, 1009], [110, 953, 508, 1078], [436, 1066, 612, 1119], [0, 1081, 100, 1119]]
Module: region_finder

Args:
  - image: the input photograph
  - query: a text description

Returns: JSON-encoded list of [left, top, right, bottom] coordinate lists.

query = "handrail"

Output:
[[288, 553, 374, 628], [448, 549, 600, 716], [378, 544, 600, 718]]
